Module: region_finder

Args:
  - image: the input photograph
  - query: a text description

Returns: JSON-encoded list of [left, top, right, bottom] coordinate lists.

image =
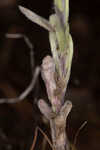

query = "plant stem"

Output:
[[19, 0, 74, 150]]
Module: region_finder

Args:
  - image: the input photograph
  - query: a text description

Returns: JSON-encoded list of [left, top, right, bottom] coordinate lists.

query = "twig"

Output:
[[0, 34, 40, 103], [0, 67, 40, 103], [5, 33, 34, 75], [30, 126, 53, 150], [23, 36, 34, 75], [73, 121, 87, 146], [30, 127, 38, 150]]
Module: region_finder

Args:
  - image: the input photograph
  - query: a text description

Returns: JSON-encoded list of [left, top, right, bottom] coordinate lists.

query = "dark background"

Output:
[[0, 0, 100, 150]]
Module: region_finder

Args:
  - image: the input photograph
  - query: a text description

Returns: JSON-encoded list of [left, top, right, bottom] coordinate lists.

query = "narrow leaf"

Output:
[[19, 6, 54, 32]]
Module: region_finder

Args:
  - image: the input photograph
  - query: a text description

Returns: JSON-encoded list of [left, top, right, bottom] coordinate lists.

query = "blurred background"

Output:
[[0, 0, 100, 150]]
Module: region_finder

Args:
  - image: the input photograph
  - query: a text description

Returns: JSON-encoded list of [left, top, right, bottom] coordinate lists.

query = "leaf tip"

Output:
[[18, 5, 27, 15], [18, 5, 23, 11]]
